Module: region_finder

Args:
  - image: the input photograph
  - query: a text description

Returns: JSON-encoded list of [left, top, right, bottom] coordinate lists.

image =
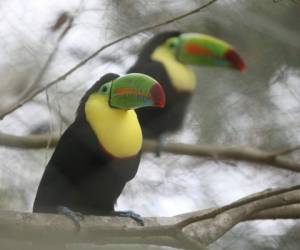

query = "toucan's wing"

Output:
[[49, 119, 102, 176], [33, 119, 103, 212]]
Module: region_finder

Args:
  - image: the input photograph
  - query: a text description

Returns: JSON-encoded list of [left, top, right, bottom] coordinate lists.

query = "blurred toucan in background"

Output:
[[33, 73, 165, 225], [127, 31, 245, 141]]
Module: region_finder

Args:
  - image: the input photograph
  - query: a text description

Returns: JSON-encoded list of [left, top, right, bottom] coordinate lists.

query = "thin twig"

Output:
[[0, 0, 218, 120], [18, 11, 74, 102]]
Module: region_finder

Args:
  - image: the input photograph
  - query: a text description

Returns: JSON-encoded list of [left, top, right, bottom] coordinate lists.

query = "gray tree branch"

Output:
[[143, 140, 300, 172], [0, 185, 299, 249], [1, 131, 300, 173], [248, 204, 300, 220], [0, 131, 59, 148], [179, 188, 300, 245]]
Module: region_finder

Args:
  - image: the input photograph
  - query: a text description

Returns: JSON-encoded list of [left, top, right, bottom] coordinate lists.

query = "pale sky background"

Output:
[[0, 1, 299, 249]]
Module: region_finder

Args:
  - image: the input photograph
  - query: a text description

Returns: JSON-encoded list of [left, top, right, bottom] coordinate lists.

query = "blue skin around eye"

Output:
[[134, 98, 153, 108], [216, 60, 229, 66], [144, 99, 153, 106]]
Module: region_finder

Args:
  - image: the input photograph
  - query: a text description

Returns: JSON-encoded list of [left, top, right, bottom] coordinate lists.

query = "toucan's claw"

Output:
[[57, 206, 84, 231], [111, 210, 144, 226]]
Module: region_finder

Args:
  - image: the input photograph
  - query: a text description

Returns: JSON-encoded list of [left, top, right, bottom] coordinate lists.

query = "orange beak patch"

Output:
[[115, 87, 149, 97], [186, 44, 214, 56]]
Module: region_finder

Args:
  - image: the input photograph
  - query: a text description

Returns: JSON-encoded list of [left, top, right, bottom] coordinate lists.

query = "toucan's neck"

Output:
[[85, 94, 142, 158], [151, 47, 196, 92]]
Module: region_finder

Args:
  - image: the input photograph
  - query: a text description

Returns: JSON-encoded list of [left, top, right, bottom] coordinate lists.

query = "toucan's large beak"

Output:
[[109, 73, 165, 110], [176, 33, 246, 72]]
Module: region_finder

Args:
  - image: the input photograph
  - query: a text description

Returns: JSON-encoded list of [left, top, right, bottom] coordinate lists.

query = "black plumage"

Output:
[[127, 31, 191, 139], [33, 73, 140, 215]]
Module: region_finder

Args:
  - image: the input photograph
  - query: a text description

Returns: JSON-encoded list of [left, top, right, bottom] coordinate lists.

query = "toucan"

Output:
[[33, 73, 165, 225], [127, 31, 245, 139]]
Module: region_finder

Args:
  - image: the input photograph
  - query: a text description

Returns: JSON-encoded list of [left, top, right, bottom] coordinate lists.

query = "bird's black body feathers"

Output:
[[127, 31, 191, 138], [33, 73, 141, 215]]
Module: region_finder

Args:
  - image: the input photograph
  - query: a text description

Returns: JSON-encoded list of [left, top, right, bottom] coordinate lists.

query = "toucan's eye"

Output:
[[99, 81, 112, 94], [102, 86, 108, 92], [168, 42, 176, 49]]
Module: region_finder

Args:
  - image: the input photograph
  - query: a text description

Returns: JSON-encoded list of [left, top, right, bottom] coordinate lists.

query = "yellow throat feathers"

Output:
[[151, 46, 196, 92], [85, 94, 142, 158]]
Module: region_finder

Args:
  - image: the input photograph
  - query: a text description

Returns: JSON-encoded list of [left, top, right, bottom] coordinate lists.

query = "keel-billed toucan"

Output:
[[127, 31, 245, 139], [33, 73, 165, 224]]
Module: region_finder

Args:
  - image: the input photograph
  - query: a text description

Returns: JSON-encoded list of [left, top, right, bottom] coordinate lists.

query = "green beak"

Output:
[[176, 33, 246, 71], [109, 73, 166, 110]]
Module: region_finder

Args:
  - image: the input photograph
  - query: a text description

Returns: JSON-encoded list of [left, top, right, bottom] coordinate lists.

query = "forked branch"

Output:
[[0, 185, 299, 249]]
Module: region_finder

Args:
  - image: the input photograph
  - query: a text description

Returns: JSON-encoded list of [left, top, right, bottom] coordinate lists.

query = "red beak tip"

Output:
[[158, 102, 166, 108], [240, 66, 247, 72], [225, 49, 246, 73], [239, 63, 247, 72], [151, 83, 166, 108]]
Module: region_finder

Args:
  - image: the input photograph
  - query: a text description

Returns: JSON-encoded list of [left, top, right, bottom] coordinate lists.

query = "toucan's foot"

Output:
[[57, 206, 84, 231], [111, 210, 144, 226], [155, 136, 166, 157]]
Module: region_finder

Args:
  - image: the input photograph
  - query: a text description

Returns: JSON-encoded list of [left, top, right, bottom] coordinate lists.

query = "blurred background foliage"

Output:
[[0, 0, 300, 249]]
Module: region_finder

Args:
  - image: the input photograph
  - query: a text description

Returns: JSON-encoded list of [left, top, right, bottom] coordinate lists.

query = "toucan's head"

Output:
[[99, 73, 165, 109], [78, 73, 165, 115], [141, 31, 245, 72]]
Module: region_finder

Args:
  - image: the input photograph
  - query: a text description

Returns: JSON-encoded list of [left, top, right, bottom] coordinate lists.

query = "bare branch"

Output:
[[0, 131, 59, 148], [175, 185, 300, 244], [0, 0, 218, 120], [1, 131, 300, 172], [180, 190, 300, 245], [266, 145, 300, 158], [248, 204, 300, 220], [0, 211, 203, 250], [174, 204, 300, 222], [0, 185, 299, 249], [143, 140, 300, 172], [176, 184, 300, 229]]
